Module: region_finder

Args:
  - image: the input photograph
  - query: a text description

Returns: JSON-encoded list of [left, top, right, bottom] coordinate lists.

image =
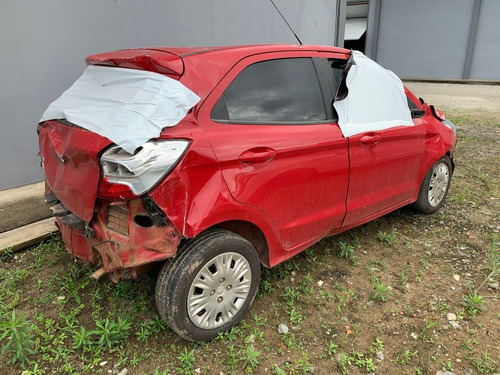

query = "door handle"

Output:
[[239, 147, 277, 164], [360, 133, 381, 145]]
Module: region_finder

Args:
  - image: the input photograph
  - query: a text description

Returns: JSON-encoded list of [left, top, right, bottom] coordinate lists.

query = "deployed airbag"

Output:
[[334, 51, 413, 137], [41, 65, 200, 153]]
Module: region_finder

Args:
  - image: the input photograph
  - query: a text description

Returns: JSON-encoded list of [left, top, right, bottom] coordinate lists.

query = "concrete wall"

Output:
[[469, 0, 500, 79], [0, 0, 338, 191], [371, 0, 500, 80], [375, 0, 474, 79]]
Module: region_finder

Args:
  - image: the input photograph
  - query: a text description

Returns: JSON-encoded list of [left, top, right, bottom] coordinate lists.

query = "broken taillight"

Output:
[[99, 139, 190, 197], [97, 177, 139, 200]]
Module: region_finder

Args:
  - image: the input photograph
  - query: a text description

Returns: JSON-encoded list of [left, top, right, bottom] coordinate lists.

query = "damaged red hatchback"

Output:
[[38, 45, 457, 341]]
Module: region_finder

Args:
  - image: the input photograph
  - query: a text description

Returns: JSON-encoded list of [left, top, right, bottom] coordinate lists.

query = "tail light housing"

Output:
[[98, 139, 189, 198]]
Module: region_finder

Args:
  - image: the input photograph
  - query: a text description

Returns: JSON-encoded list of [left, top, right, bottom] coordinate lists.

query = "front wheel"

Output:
[[411, 155, 452, 213], [155, 229, 261, 341]]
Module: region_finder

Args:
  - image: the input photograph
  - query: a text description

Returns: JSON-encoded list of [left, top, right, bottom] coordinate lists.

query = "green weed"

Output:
[[338, 240, 355, 259], [370, 337, 384, 353], [177, 347, 196, 374], [370, 278, 392, 302], [0, 247, 14, 262], [461, 291, 485, 316], [468, 350, 499, 373], [72, 326, 93, 351], [92, 317, 131, 349], [240, 344, 260, 371], [323, 341, 338, 358], [396, 349, 418, 366], [0, 309, 37, 367], [377, 230, 397, 246], [419, 318, 437, 342], [442, 360, 454, 372]]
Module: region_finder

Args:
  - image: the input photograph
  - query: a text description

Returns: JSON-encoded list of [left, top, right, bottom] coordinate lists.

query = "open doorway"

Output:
[[343, 1, 368, 53]]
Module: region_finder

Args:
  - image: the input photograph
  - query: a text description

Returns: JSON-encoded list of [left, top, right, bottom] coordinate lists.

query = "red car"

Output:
[[38, 45, 456, 341]]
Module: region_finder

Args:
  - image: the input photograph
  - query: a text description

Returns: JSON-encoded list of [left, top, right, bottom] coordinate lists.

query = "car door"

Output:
[[343, 124, 426, 227], [320, 56, 427, 227], [199, 52, 349, 250]]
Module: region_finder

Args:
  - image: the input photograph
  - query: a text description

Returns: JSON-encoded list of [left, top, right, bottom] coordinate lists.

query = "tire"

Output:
[[155, 229, 261, 341], [411, 155, 452, 214]]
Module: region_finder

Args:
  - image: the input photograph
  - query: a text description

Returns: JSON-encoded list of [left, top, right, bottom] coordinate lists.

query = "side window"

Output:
[[315, 58, 347, 121], [326, 58, 345, 98], [211, 58, 326, 123]]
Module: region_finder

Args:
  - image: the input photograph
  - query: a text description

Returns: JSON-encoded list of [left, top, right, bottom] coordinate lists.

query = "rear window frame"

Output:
[[210, 57, 335, 125]]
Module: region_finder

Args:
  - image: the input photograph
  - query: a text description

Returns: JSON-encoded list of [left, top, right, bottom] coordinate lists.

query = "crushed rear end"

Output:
[[37, 48, 199, 280], [38, 120, 183, 281]]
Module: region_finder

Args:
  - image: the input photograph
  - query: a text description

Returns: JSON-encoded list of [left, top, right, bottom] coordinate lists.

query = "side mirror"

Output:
[[411, 109, 425, 118]]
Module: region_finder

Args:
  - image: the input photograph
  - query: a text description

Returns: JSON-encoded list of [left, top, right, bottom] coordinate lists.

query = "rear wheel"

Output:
[[411, 156, 452, 213], [155, 229, 261, 341]]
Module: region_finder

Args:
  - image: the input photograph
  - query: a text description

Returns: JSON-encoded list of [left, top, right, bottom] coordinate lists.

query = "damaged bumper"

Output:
[[47, 191, 181, 281]]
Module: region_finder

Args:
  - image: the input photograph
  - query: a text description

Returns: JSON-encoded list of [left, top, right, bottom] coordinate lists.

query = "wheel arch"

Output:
[[445, 150, 455, 173], [211, 220, 270, 268], [413, 149, 454, 204]]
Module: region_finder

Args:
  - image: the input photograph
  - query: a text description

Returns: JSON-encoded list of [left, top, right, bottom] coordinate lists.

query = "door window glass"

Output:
[[212, 58, 326, 123]]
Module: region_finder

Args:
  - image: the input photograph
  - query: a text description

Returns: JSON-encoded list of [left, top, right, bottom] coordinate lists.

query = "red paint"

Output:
[[38, 120, 111, 221], [39, 45, 457, 276], [343, 124, 426, 226]]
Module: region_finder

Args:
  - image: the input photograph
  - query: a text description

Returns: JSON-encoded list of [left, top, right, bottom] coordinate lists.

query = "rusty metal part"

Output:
[[142, 195, 168, 226], [106, 205, 129, 235], [93, 198, 180, 273], [57, 197, 181, 279]]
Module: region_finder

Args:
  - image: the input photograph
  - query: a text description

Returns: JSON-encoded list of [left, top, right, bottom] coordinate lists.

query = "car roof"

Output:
[[87, 44, 350, 111], [149, 44, 348, 57], [179, 45, 349, 105]]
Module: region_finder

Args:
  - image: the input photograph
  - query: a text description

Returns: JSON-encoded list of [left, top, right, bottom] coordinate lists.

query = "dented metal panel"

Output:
[[38, 120, 111, 221], [56, 198, 181, 279]]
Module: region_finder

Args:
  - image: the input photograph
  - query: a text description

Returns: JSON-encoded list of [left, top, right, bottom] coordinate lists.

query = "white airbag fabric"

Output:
[[41, 65, 200, 153], [334, 51, 413, 137]]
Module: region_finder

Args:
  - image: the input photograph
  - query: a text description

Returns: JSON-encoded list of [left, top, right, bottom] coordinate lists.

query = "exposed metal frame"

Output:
[[463, 0, 482, 79]]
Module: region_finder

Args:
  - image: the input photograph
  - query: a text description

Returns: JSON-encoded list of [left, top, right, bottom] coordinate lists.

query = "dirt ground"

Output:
[[405, 82, 500, 120], [0, 83, 499, 375]]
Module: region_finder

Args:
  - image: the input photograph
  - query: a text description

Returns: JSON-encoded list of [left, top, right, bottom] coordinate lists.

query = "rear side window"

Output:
[[211, 58, 326, 123]]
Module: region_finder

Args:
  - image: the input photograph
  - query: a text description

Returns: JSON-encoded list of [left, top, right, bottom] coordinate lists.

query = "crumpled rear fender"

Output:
[[149, 136, 282, 266]]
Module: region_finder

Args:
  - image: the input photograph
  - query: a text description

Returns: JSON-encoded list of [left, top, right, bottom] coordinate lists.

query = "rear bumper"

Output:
[[50, 194, 181, 279]]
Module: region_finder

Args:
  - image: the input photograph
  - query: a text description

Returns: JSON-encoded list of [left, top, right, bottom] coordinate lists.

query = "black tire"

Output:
[[411, 155, 452, 214], [155, 229, 261, 341]]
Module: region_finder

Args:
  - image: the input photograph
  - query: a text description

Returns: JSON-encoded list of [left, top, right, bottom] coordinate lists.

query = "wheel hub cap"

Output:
[[428, 162, 450, 207], [187, 252, 252, 329]]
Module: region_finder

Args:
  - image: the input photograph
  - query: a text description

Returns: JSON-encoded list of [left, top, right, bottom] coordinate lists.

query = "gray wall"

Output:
[[469, 0, 500, 79], [0, 0, 338, 191], [370, 0, 500, 80], [375, 0, 474, 79]]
